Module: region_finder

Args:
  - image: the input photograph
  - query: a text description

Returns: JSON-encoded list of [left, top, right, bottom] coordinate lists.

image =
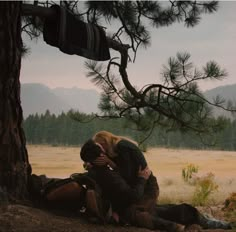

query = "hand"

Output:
[[138, 166, 151, 180], [93, 154, 109, 167], [111, 211, 119, 224], [83, 162, 93, 170]]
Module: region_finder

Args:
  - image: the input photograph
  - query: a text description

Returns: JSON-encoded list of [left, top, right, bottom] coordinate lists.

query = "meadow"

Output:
[[27, 145, 236, 205]]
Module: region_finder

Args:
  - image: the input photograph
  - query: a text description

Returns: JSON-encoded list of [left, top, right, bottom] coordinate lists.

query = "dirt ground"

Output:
[[0, 203, 149, 232], [0, 204, 234, 232]]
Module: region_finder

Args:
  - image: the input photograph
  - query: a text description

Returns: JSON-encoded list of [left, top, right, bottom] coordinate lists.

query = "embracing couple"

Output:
[[80, 131, 232, 232]]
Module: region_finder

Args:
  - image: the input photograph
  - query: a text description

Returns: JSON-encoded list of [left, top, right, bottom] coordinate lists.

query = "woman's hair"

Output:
[[80, 139, 102, 162], [92, 131, 137, 158]]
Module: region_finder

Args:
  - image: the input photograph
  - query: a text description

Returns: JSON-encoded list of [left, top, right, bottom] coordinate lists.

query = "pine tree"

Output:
[[0, 2, 31, 201], [1, 0, 234, 200]]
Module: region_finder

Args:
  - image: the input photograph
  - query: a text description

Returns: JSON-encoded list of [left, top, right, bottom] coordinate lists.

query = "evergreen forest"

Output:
[[23, 110, 236, 151]]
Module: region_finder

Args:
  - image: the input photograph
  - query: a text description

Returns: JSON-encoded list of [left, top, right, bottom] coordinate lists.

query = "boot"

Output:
[[199, 213, 232, 230]]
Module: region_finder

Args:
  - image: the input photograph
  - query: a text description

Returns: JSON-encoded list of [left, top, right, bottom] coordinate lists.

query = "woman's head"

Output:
[[92, 131, 138, 158], [93, 131, 119, 157], [80, 139, 102, 163]]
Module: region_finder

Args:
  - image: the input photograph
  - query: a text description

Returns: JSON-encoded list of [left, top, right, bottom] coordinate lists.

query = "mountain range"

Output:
[[204, 84, 236, 118], [21, 83, 236, 118], [21, 83, 99, 118]]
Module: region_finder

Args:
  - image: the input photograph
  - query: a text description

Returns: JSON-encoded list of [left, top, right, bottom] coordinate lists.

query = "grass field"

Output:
[[27, 145, 236, 205]]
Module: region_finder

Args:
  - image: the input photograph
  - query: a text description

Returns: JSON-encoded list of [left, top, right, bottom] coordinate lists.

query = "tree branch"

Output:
[[22, 3, 56, 20]]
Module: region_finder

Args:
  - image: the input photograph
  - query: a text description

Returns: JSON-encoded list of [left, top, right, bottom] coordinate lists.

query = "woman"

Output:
[[93, 132, 157, 190], [92, 131, 159, 206]]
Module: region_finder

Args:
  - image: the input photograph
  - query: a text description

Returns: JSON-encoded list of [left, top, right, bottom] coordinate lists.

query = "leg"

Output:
[[155, 203, 232, 230], [124, 205, 185, 232], [155, 203, 200, 225], [198, 213, 232, 230]]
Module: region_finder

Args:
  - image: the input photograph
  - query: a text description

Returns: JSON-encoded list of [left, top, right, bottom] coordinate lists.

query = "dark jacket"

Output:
[[87, 167, 147, 213], [114, 139, 159, 203], [88, 139, 159, 213]]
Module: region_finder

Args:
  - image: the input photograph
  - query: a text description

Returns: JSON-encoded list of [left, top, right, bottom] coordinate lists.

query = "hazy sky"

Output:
[[21, 1, 236, 92]]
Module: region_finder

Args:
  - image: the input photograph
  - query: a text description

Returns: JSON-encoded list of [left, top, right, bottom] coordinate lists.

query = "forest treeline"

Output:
[[23, 110, 236, 151]]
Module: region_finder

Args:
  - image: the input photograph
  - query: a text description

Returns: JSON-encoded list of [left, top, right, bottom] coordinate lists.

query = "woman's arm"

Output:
[[138, 166, 151, 179]]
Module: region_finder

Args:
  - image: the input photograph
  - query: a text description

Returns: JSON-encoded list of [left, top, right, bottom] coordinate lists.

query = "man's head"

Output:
[[80, 139, 102, 163]]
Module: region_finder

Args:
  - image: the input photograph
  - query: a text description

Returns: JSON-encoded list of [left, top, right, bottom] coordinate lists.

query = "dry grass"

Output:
[[27, 145, 236, 205]]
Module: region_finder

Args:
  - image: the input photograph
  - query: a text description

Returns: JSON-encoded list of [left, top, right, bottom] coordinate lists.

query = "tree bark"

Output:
[[0, 1, 31, 201]]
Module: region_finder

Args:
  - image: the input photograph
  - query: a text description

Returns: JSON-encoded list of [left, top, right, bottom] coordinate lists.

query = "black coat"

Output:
[[88, 139, 159, 213], [114, 140, 159, 203]]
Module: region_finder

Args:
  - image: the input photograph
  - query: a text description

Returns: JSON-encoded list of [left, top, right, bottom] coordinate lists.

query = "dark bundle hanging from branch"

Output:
[[21, 1, 236, 144]]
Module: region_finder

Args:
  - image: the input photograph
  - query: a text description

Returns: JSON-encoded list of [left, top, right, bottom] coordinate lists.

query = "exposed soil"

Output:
[[0, 204, 154, 232], [0, 204, 235, 232]]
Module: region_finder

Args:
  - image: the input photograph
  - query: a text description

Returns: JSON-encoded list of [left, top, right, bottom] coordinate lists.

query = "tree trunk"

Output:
[[0, 1, 31, 201]]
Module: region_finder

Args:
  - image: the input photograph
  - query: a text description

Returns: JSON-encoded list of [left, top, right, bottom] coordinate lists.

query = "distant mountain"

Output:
[[21, 83, 236, 119], [204, 84, 236, 102], [204, 84, 236, 118], [53, 87, 99, 114], [21, 83, 99, 118], [21, 83, 71, 118]]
